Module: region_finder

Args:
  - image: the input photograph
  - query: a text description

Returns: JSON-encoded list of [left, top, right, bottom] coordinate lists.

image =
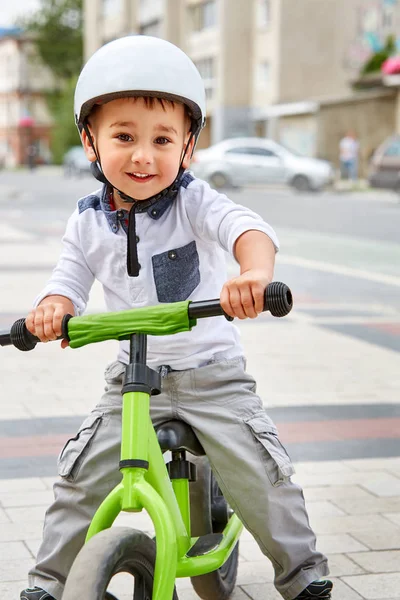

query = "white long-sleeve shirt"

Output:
[[35, 173, 279, 369]]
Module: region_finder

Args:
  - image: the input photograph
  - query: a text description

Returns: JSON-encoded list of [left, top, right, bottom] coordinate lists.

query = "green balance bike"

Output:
[[1, 282, 292, 600]]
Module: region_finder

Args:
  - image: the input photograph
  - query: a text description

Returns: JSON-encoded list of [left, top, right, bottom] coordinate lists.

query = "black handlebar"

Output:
[[0, 282, 292, 352]]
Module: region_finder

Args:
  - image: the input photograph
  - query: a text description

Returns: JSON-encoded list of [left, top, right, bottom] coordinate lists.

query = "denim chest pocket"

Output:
[[152, 240, 200, 303]]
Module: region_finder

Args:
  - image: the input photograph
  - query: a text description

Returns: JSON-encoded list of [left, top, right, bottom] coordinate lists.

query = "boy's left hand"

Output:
[[220, 269, 271, 319]]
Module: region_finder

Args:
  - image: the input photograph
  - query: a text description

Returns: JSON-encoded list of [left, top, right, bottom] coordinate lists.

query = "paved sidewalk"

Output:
[[0, 222, 399, 599]]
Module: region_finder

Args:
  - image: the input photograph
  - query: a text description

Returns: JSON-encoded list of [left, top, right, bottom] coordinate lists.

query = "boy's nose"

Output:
[[130, 147, 153, 164]]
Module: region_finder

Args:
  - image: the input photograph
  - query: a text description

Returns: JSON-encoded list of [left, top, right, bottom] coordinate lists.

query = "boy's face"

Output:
[[82, 97, 193, 202]]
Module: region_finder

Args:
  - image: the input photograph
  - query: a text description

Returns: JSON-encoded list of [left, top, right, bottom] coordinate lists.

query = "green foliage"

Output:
[[47, 77, 81, 164], [361, 34, 397, 75], [20, 0, 83, 81], [20, 0, 83, 163]]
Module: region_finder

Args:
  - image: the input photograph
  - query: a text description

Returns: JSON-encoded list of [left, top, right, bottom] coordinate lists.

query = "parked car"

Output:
[[63, 146, 91, 177], [368, 135, 400, 192], [190, 137, 334, 191]]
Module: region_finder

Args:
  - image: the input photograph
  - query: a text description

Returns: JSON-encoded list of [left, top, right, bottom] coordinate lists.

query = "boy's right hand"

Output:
[[25, 295, 75, 349]]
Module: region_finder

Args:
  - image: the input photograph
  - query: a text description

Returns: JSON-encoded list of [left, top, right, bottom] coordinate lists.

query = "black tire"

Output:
[[291, 174, 312, 192], [189, 457, 239, 600], [209, 172, 231, 189], [63, 527, 179, 600]]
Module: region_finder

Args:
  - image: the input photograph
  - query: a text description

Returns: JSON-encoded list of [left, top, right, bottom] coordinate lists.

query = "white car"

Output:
[[191, 137, 334, 192]]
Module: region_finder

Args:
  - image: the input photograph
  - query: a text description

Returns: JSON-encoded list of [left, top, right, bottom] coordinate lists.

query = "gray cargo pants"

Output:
[[29, 358, 328, 600]]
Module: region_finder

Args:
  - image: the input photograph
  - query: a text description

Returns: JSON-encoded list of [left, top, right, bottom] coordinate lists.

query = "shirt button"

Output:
[[168, 250, 177, 260], [136, 235, 140, 243], [112, 224, 118, 232], [151, 209, 158, 217], [117, 210, 124, 219]]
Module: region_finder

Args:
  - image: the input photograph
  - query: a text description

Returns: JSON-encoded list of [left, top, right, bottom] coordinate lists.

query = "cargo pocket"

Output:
[[104, 360, 125, 384], [245, 412, 295, 487], [57, 413, 103, 480], [152, 240, 200, 302]]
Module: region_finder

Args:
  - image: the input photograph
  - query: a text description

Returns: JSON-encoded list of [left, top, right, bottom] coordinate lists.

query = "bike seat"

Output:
[[156, 420, 206, 456]]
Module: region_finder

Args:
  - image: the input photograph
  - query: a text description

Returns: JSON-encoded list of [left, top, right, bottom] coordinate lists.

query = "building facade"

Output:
[[83, 0, 400, 172], [0, 28, 55, 167]]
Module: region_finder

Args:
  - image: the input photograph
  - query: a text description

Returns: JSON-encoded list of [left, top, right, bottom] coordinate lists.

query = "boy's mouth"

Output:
[[126, 172, 156, 183]]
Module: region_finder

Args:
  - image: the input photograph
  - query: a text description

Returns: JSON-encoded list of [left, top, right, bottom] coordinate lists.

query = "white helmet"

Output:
[[74, 35, 206, 137]]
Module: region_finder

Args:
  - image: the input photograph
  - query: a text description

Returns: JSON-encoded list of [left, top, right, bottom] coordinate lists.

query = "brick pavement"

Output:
[[0, 217, 400, 599]]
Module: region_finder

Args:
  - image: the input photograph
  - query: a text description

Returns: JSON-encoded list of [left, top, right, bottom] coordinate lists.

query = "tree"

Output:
[[20, 0, 83, 163], [21, 0, 83, 80]]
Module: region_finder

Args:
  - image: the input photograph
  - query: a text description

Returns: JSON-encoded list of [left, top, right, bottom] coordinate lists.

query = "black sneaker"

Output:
[[295, 580, 333, 599], [20, 589, 55, 600], [20, 588, 118, 600]]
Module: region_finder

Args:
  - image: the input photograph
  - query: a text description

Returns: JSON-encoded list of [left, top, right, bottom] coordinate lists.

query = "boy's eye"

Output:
[[117, 133, 132, 142], [155, 137, 170, 145]]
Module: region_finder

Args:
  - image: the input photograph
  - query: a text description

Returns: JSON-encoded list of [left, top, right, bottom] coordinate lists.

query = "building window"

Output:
[[190, 1, 217, 32], [257, 61, 270, 88], [139, 19, 162, 37], [257, 0, 270, 27], [103, 0, 122, 18], [195, 57, 215, 100]]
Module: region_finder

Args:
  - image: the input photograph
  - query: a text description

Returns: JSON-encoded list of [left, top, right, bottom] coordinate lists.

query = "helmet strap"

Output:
[[82, 119, 196, 205]]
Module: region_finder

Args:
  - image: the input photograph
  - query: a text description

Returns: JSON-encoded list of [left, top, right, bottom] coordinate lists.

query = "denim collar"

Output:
[[99, 184, 176, 234]]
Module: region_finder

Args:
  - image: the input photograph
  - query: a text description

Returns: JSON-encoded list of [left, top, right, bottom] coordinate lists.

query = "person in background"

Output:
[[339, 131, 360, 181]]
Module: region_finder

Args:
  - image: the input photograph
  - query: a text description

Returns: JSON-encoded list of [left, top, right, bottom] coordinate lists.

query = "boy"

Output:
[[21, 36, 332, 600]]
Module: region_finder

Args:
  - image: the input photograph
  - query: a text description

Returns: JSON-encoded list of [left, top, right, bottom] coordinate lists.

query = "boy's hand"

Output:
[[220, 269, 271, 319], [25, 295, 75, 349]]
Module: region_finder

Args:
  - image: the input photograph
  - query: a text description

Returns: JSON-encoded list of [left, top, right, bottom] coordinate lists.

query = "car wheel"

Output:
[[209, 172, 231, 189], [291, 174, 312, 192]]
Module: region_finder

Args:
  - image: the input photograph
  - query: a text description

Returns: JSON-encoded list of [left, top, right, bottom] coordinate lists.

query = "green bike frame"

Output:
[[67, 302, 243, 600]]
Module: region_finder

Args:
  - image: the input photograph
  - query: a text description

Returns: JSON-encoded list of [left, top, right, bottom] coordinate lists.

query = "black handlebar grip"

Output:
[[263, 282, 293, 317], [10, 318, 39, 351]]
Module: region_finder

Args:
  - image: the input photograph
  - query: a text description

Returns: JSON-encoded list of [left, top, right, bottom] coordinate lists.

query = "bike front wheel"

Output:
[[63, 527, 179, 600]]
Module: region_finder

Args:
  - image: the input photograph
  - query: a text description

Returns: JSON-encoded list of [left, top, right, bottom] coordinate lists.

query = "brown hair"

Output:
[[90, 95, 192, 132]]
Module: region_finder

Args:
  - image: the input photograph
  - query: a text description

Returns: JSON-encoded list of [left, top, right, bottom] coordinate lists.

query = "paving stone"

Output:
[[345, 458, 400, 472], [24, 539, 41, 557], [0, 506, 11, 523], [310, 514, 394, 535], [0, 521, 44, 542], [303, 486, 375, 502], [328, 577, 364, 599], [294, 470, 386, 488], [236, 559, 274, 584], [5, 505, 48, 523], [175, 577, 193, 591], [0, 541, 31, 560], [113, 510, 154, 533], [0, 490, 54, 508], [0, 580, 29, 597], [240, 582, 282, 600], [293, 461, 355, 475], [179, 587, 250, 600], [349, 550, 400, 573], [0, 558, 35, 581], [383, 512, 400, 527], [306, 501, 347, 518], [0, 478, 47, 493], [41, 477, 57, 489], [361, 474, 400, 497], [326, 553, 365, 576], [342, 573, 400, 599], [238, 539, 265, 562], [351, 527, 400, 550], [332, 496, 400, 515], [316, 534, 369, 554]]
